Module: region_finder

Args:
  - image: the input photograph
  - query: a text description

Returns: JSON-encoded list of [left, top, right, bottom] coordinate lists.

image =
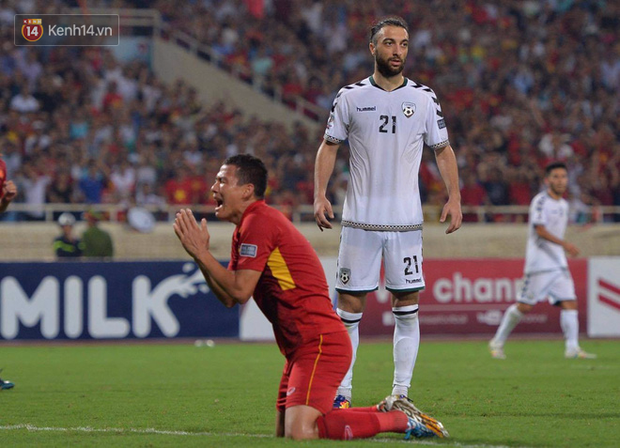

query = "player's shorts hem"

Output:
[[385, 286, 425, 293], [335, 287, 378, 294]]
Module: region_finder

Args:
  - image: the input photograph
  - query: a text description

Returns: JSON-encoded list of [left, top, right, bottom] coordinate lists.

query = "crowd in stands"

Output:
[[1, 0, 620, 223]]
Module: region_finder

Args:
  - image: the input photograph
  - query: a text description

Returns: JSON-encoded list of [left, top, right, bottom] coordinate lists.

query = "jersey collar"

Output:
[[238, 199, 266, 227], [369, 75, 408, 92]]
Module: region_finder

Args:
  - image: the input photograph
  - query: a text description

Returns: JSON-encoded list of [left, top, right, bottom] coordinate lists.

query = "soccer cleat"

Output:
[[0, 369, 14, 390], [332, 394, 351, 409], [378, 395, 449, 438], [565, 349, 597, 359], [405, 416, 437, 439], [489, 340, 506, 359]]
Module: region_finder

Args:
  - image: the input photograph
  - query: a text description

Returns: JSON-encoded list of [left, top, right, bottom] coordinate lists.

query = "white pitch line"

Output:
[[0, 424, 270, 438], [0, 424, 534, 448]]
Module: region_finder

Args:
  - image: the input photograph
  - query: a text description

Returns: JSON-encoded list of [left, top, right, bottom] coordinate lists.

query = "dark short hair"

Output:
[[545, 161, 567, 175], [370, 16, 409, 45], [223, 154, 268, 199]]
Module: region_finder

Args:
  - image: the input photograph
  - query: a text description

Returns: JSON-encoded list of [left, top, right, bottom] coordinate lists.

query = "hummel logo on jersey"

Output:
[[402, 102, 416, 118], [357, 106, 376, 112]]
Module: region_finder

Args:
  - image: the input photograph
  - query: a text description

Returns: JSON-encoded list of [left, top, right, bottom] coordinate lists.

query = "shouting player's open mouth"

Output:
[[214, 197, 224, 214]]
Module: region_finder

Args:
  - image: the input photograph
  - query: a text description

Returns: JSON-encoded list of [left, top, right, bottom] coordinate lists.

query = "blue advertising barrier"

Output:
[[0, 261, 238, 340]]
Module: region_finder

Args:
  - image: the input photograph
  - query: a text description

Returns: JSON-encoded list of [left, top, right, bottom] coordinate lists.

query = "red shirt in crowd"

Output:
[[164, 177, 193, 205], [229, 200, 344, 359]]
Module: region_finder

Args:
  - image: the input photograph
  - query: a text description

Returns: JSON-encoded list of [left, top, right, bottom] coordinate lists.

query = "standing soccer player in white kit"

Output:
[[489, 162, 596, 359], [314, 16, 462, 409]]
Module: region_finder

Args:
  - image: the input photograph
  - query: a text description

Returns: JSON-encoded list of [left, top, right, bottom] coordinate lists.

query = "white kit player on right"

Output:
[[489, 162, 596, 360]]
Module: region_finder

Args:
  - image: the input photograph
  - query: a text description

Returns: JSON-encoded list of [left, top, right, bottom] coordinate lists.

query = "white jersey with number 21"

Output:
[[324, 76, 449, 230]]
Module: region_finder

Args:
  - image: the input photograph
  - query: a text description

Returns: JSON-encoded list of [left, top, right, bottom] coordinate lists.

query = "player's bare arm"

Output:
[[174, 208, 261, 306], [313, 139, 339, 231], [534, 224, 580, 257], [434, 145, 462, 234]]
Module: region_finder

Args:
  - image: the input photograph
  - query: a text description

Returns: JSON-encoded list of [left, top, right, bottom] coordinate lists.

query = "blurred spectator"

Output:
[[480, 166, 510, 222], [17, 160, 51, 220], [109, 159, 136, 204], [164, 165, 194, 205], [136, 182, 166, 208], [46, 170, 76, 204], [81, 210, 114, 258], [10, 85, 39, 113], [78, 160, 108, 204], [460, 171, 488, 223], [53, 212, 83, 258]]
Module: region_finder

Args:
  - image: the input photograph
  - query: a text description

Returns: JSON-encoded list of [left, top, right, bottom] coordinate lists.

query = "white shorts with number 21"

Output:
[[335, 226, 425, 294]]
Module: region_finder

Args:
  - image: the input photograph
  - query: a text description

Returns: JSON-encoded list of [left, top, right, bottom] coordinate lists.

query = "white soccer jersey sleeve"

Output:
[[324, 87, 350, 144], [324, 77, 450, 229], [524, 191, 569, 273], [423, 94, 449, 149]]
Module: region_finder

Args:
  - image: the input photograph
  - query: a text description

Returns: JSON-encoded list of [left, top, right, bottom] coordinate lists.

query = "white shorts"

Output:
[[517, 269, 576, 306], [335, 227, 425, 293]]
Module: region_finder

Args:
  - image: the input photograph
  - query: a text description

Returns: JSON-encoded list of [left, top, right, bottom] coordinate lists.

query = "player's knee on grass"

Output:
[[284, 405, 322, 440]]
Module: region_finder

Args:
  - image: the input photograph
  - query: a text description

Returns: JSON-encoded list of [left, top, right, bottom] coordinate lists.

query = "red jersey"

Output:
[[229, 200, 345, 359], [0, 158, 6, 200]]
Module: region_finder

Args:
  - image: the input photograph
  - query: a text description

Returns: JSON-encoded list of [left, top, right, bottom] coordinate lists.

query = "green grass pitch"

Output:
[[0, 339, 618, 447]]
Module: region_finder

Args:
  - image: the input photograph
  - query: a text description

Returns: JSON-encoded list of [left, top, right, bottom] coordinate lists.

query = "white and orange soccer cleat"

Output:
[[377, 395, 449, 438], [565, 348, 597, 359]]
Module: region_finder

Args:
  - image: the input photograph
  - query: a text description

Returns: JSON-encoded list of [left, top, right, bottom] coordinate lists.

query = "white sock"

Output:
[[560, 309, 579, 353], [391, 305, 419, 397], [492, 304, 524, 347], [336, 308, 363, 400]]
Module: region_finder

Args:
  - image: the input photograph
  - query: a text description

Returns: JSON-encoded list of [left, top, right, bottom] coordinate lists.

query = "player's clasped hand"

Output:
[[173, 208, 211, 259]]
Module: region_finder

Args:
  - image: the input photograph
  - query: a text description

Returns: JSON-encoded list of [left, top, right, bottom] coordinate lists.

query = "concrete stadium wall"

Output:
[[152, 38, 321, 131], [1, 222, 619, 261]]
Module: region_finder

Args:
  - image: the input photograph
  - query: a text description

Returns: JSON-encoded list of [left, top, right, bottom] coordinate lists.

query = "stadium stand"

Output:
[[1, 0, 619, 224]]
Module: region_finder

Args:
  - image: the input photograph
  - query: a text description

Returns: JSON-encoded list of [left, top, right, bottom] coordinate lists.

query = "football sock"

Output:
[[560, 309, 579, 352], [336, 406, 380, 413], [317, 409, 408, 440], [392, 305, 419, 397], [492, 304, 523, 346], [336, 309, 363, 400]]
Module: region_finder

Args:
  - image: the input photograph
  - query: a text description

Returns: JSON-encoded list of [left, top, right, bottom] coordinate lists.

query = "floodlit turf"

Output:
[[0, 339, 618, 447]]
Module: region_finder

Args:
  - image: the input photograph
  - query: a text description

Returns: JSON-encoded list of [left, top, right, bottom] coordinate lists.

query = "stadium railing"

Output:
[[3, 204, 620, 225]]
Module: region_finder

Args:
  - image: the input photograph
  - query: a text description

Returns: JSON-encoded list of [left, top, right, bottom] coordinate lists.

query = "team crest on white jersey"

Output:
[[402, 102, 416, 118]]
